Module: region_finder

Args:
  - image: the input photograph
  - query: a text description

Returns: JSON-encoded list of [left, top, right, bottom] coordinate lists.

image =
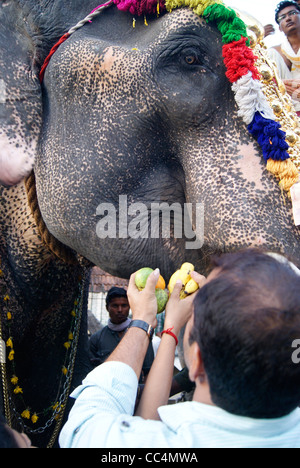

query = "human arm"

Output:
[[267, 47, 292, 77], [264, 24, 275, 38], [135, 271, 206, 420], [88, 330, 103, 367], [59, 269, 160, 448], [106, 269, 159, 379]]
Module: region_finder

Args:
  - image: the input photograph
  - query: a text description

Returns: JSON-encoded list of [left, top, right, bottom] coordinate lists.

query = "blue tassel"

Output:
[[248, 112, 290, 163]]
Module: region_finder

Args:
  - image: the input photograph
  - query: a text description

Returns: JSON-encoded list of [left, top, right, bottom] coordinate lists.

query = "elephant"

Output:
[[0, 0, 299, 448]]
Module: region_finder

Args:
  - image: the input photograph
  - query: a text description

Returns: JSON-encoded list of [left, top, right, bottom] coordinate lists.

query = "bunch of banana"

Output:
[[168, 262, 199, 299]]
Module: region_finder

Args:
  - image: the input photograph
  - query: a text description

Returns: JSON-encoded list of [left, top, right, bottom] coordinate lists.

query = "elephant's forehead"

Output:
[[47, 8, 217, 85], [51, 7, 211, 60], [154, 8, 208, 33]]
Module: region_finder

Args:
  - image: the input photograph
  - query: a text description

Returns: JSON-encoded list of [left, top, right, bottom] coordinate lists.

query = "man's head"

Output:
[[186, 249, 300, 419], [106, 287, 130, 325], [275, 1, 300, 35]]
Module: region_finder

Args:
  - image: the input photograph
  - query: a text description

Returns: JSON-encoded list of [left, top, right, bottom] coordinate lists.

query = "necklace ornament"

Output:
[[0, 257, 86, 447]]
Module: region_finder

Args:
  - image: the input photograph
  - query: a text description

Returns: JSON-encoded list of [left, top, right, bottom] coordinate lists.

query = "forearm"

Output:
[[106, 327, 150, 380], [59, 361, 139, 448], [135, 332, 177, 420]]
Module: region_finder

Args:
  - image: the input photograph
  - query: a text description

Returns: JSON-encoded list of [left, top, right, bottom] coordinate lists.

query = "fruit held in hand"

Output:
[[135, 267, 168, 313], [184, 278, 199, 295], [155, 288, 169, 314], [168, 270, 191, 295], [135, 267, 166, 291], [168, 263, 199, 299], [155, 274, 166, 290], [180, 262, 195, 273], [135, 267, 154, 290]]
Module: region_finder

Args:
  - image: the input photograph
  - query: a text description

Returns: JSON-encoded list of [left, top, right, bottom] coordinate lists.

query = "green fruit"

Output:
[[155, 288, 169, 314], [135, 267, 154, 290]]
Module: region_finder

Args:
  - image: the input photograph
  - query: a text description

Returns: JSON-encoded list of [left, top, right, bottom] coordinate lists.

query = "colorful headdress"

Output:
[[37, 0, 300, 225]]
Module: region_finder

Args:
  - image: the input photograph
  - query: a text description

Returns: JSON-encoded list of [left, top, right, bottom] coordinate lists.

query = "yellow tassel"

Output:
[[266, 159, 299, 192], [144, 15, 148, 26], [157, 0, 160, 15], [165, 0, 222, 15], [133, 18, 136, 28]]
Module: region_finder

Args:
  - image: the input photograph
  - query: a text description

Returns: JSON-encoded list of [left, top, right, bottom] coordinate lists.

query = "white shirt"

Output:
[[59, 361, 300, 448], [267, 45, 300, 112]]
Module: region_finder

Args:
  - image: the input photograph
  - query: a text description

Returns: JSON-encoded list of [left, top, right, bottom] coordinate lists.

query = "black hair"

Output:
[[190, 249, 300, 419], [0, 413, 19, 448], [105, 287, 128, 307], [275, 1, 300, 23]]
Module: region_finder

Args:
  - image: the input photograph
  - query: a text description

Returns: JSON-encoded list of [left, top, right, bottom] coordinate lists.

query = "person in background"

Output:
[[89, 286, 154, 383], [170, 366, 196, 399], [268, 1, 300, 115]]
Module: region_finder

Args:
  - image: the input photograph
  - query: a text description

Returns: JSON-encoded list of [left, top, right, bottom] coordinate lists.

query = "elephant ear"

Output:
[[0, 1, 43, 186], [0, 0, 99, 186]]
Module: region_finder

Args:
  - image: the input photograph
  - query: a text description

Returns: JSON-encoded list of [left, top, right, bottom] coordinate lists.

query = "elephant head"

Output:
[[1, 0, 300, 280], [1, 0, 300, 448]]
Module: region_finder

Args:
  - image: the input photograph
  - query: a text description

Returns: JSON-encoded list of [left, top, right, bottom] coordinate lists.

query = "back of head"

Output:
[[275, 1, 300, 23], [191, 249, 300, 419]]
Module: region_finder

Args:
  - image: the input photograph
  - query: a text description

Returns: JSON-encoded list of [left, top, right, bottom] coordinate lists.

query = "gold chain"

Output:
[[0, 319, 11, 427], [0, 267, 86, 448], [46, 279, 85, 448]]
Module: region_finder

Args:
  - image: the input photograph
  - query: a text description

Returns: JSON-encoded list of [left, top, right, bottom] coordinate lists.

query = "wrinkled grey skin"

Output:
[[0, 0, 299, 447], [39, 7, 300, 274]]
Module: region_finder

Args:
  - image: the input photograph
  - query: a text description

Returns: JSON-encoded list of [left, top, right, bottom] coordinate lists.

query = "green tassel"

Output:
[[203, 4, 250, 46]]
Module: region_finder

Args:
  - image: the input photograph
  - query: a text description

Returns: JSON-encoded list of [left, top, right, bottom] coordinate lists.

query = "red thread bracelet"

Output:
[[161, 327, 178, 346]]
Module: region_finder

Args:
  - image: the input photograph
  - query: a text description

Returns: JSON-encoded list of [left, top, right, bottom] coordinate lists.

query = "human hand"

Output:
[[164, 270, 206, 336], [127, 268, 159, 328], [191, 270, 207, 288], [264, 24, 275, 38], [283, 79, 300, 101]]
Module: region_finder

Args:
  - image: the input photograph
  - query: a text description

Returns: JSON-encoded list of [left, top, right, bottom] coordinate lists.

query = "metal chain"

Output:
[[0, 272, 86, 447]]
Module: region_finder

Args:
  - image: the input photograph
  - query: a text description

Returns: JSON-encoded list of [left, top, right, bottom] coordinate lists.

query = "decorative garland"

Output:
[[0, 258, 86, 447], [38, 0, 300, 225]]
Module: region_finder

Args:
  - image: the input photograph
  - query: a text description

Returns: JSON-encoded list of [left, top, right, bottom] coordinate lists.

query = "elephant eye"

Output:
[[185, 54, 197, 65]]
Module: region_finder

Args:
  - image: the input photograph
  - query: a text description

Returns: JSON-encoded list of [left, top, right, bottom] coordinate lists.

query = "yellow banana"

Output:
[[180, 263, 195, 274], [168, 269, 191, 294], [168, 262, 198, 299], [179, 289, 188, 299], [184, 278, 199, 295]]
